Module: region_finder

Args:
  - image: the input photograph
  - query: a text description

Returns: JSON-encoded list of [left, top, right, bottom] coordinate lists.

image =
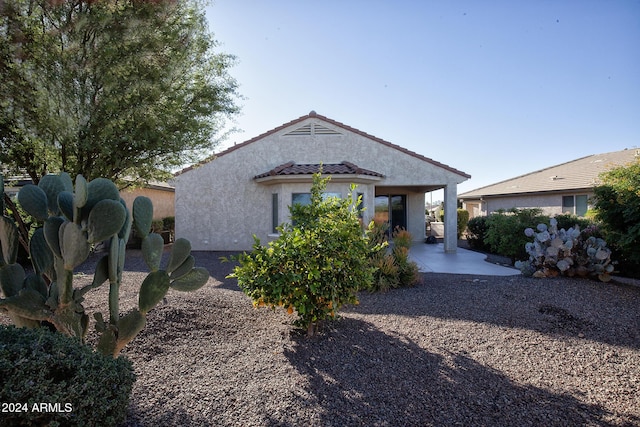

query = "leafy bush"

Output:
[[553, 213, 594, 232], [229, 173, 375, 336], [484, 208, 547, 261], [465, 216, 491, 251], [592, 159, 640, 278], [0, 324, 135, 427], [457, 208, 470, 239], [515, 218, 615, 282]]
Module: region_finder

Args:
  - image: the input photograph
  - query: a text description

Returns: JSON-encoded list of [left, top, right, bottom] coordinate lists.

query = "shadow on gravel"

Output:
[[348, 274, 640, 351], [280, 317, 619, 427]]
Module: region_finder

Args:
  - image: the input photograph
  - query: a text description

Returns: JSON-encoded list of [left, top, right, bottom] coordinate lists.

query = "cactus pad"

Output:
[[141, 233, 165, 272], [87, 199, 127, 244], [17, 184, 49, 221], [57, 191, 74, 221], [43, 217, 64, 258], [29, 228, 54, 277], [83, 178, 121, 215], [0, 264, 26, 297], [59, 222, 90, 270], [132, 196, 153, 238], [38, 174, 66, 216], [138, 271, 170, 314], [170, 267, 209, 292], [169, 255, 195, 280], [166, 238, 192, 274]]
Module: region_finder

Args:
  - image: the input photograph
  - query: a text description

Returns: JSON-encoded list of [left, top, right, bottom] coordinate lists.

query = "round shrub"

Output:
[[0, 325, 135, 427], [466, 216, 491, 251]]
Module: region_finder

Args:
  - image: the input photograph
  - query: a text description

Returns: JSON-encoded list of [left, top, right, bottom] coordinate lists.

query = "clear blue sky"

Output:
[[204, 1, 640, 196]]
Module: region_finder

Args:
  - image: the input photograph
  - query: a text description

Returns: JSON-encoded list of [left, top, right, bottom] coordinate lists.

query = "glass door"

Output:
[[374, 195, 406, 234]]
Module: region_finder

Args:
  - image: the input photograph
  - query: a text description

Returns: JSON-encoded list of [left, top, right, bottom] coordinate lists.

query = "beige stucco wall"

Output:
[[120, 187, 175, 220], [464, 191, 593, 217], [174, 117, 467, 251]]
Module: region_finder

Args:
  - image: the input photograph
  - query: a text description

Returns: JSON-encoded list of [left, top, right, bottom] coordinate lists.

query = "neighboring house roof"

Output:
[[254, 161, 384, 179], [459, 148, 640, 199], [176, 111, 471, 179]]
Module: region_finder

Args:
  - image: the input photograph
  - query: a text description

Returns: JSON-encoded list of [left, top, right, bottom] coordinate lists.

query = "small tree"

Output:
[[229, 173, 375, 336], [592, 159, 640, 277]]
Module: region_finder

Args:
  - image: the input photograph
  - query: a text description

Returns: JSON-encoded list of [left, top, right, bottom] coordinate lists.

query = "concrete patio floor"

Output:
[[408, 243, 521, 276]]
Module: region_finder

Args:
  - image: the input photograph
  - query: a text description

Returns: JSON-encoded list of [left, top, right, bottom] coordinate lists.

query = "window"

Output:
[[562, 195, 588, 216], [291, 192, 341, 207], [272, 193, 278, 233]]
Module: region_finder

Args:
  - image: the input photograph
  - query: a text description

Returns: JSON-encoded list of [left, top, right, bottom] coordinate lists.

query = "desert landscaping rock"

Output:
[[2, 249, 639, 426]]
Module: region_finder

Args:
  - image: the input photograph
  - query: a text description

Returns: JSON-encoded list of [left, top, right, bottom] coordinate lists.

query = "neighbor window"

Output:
[[562, 195, 588, 216]]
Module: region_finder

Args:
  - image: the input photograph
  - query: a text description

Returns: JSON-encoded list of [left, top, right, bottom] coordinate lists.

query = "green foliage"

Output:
[[553, 213, 594, 233], [0, 0, 239, 184], [457, 208, 470, 239], [484, 208, 547, 261], [592, 159, 640, 278], [366, 222, 420, 292], [0, 324, 135, 427], [515, 218, 615, 282], [0, 173, 209, 356], [465, 216, 491, 251], [229, 173, 375, 336]]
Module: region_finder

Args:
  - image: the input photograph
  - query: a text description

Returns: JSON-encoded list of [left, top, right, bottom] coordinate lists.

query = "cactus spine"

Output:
[[0, 173, 209, 356]]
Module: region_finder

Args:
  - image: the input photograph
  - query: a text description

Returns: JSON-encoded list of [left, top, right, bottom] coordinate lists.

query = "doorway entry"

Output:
[[374, 195, 407, 233]]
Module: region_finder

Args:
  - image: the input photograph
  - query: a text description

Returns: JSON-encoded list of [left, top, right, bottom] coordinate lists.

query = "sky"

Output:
[[204, 1, 640, 198]]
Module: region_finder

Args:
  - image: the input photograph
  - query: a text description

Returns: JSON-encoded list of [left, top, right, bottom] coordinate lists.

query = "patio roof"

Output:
[[254, 161, 384, 184]]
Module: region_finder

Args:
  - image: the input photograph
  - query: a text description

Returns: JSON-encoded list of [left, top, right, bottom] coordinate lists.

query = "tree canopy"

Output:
[[0, 0, 238, 185]]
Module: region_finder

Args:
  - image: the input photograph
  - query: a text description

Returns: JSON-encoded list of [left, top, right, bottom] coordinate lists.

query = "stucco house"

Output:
[[459, 148, 640, 218], [174, 111, 470, 253]]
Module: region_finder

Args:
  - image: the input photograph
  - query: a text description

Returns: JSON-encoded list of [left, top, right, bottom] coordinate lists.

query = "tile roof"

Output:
[[459, 148, 640, 199], [176, 111, 470, 179], [254, 161, 384, 179]]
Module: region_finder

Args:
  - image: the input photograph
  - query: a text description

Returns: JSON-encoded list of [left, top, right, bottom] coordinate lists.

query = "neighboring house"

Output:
[[2, 170, 174, 221], [459, 148, 640, 218], [173, 111, 470, 253], [120, 182, 175, 221]]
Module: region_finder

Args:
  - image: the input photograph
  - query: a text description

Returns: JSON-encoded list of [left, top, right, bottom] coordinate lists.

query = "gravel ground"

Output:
[[3, 248, 640, 426]]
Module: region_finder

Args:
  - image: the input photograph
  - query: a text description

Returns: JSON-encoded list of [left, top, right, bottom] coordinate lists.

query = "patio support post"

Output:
[[443, 183, 458, 253]]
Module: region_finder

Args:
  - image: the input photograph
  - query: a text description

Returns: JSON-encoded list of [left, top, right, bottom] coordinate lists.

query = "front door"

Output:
[[374, 195, 407, 233]]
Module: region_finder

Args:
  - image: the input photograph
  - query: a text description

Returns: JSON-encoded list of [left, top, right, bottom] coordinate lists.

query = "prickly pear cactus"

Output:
[[0, 173, 209, 356], [515, 218, 615, 282]]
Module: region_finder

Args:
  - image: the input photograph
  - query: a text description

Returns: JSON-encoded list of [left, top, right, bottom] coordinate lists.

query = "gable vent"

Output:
[[285, 123, 342, 136]]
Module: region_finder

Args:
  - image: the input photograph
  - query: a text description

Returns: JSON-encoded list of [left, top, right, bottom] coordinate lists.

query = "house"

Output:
[[173, 111, 470, 253], [459, 148, 640, 218], [119, 181, 175, 221]]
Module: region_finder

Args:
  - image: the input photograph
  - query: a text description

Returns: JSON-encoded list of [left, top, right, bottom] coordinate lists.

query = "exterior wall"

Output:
[[466, 191, 594, 217], [175, 117, 467, 251], [120, 187, 175, 220]]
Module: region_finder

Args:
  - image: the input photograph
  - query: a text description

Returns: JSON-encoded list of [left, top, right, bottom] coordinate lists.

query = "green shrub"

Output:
[[229, 173, 375, 336], [484, 208, 548, 261], [553, 213, 594, 232], [0, 324, 135, 427], [457, 208, 469, 239], [592, 159, 640, 278], [465, 216, 491, 251]]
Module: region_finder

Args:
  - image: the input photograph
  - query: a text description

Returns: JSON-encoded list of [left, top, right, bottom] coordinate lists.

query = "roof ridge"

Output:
[[175, 112, 470, 179], [459, 154, 596, 196]]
